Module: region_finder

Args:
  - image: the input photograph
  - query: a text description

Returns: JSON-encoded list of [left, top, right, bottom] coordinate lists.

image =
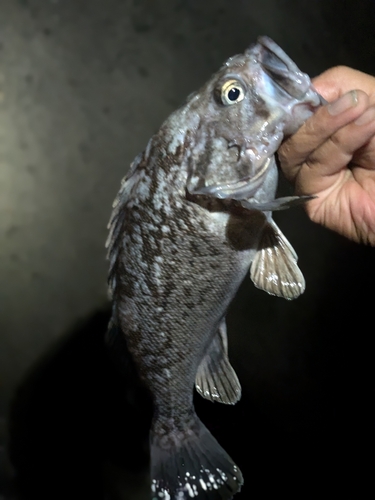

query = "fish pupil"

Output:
[[228, 87, 240, 101]]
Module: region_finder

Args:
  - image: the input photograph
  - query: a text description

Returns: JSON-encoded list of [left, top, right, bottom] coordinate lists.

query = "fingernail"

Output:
[[355, 106, 375, 126], [327, 90, 358, 116]]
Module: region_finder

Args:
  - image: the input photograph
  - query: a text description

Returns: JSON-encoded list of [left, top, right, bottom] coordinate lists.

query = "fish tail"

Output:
[[150, 414, 243, 499]]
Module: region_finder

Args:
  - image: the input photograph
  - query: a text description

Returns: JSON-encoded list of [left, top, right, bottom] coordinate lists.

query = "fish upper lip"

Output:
[[256, 36, 313, 101], [257, 36, 298, 75]]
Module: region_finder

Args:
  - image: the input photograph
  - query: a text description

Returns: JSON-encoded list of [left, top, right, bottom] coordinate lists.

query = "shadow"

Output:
[[8, 310, 152, 500]]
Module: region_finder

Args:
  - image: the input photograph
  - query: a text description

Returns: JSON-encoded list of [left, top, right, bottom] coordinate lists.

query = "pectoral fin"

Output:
[[195, 321, 241, 405], [240, 194, 314, 212], [250, 219, 305, 299]]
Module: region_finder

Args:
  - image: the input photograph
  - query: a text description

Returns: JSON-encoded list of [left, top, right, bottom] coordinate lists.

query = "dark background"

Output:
[[1, 1, 374, 499]]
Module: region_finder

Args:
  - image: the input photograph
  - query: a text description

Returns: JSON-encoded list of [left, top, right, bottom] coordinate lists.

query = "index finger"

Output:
[[278, 89, 370, 181], [313, 66, 375, 102]]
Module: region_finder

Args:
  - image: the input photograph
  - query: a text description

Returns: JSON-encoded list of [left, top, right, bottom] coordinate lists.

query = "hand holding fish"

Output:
[[278, 66, 375, 245]]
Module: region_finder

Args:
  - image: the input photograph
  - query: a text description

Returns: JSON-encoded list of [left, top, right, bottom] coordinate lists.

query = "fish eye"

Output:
[[221, 79, 245, 105]]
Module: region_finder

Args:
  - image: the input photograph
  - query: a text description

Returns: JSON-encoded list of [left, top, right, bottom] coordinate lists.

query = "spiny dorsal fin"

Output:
[[250, 219, 305, 300], [195, 321, 241, 405]]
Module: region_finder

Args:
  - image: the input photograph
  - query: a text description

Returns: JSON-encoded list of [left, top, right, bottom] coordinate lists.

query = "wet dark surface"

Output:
[[1, 0, 375, 499]]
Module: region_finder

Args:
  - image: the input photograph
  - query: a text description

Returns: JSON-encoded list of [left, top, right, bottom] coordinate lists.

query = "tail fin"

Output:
[[150, 415, 243, 499]]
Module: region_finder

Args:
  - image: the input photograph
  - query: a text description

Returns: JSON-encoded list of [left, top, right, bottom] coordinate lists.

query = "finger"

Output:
[[295, 106, 375, 194], [312, 70, 344, 101], [352, 134, 375, 171], [278, 89, 370, 181], [313, 66, 375, 102]]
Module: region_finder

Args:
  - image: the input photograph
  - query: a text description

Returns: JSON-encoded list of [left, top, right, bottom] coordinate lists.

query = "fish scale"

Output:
[[106, 36, 323, 499]]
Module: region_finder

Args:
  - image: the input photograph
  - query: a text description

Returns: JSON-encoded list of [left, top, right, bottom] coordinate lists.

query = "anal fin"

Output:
[[250, 219, 305, 300], [195, 321, 241, 405]]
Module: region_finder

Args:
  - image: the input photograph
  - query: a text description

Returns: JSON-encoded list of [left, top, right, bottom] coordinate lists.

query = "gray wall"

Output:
[[1, 1, 375, 499]]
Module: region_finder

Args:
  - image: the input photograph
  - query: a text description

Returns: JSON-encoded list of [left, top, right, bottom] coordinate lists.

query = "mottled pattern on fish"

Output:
[[106, 37, 322, 499]]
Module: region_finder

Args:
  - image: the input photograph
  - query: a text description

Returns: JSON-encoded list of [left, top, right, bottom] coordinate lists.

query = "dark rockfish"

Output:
[[106, 37, 321, 499]]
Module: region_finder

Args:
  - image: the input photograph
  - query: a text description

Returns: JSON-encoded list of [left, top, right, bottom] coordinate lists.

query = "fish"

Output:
[[106, 36, 322, 500]]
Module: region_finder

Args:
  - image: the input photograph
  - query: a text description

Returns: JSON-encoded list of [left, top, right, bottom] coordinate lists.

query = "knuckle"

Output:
[[327, 133, 343, 150]]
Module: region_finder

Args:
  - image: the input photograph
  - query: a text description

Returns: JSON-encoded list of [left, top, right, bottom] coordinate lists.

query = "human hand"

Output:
[[278, 66, 375, 245]]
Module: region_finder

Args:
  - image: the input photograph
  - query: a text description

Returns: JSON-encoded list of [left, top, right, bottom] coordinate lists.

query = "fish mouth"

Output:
[[256, 36, 321, 107]]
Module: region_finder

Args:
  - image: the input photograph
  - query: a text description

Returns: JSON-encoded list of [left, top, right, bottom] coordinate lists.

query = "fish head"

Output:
[[185, 36, 322, 198], [250, 36, 322, 135]]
